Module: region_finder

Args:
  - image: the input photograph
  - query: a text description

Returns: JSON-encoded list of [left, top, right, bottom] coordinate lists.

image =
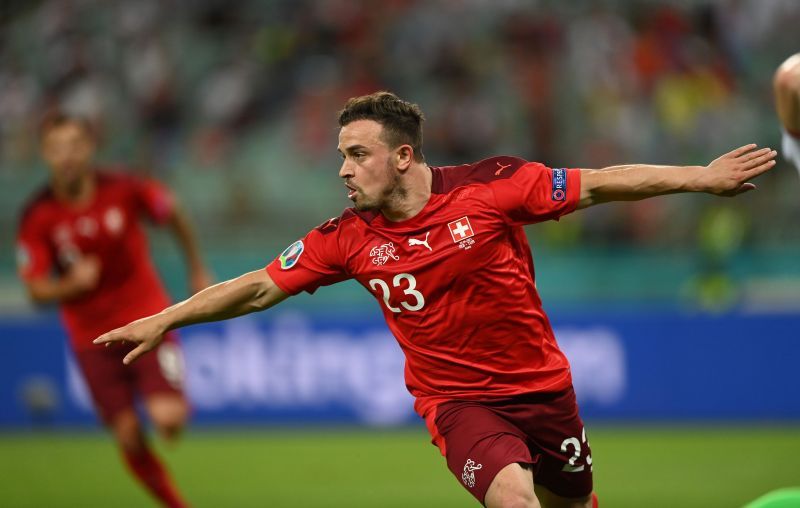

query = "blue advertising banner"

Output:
[[1, 310, 798, 428]]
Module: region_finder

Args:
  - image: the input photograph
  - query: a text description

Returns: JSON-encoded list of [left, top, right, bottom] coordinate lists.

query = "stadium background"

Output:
[[1, 1, 799, 507]]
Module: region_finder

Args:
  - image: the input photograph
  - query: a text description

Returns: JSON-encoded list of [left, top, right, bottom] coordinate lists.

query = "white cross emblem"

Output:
[[448, 217, 474, 243]]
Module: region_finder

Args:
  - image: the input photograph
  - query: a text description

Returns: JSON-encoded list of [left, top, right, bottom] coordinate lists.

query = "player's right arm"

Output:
[[17, 207, 101, 304], [94, 269, 288, 365], [23, 256, 100, 304]]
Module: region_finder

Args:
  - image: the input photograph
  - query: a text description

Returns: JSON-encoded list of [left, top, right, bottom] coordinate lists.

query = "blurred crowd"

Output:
[[2, 0, 799, 255]]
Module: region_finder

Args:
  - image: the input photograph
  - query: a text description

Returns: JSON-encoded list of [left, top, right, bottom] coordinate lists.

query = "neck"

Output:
[[53, 170, 95, 205], [382, 162, 432, 222]]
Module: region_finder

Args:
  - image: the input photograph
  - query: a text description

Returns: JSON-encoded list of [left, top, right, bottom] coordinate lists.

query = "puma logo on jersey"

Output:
[[495, 161, 511, 175], [408, 232, 432, 251]]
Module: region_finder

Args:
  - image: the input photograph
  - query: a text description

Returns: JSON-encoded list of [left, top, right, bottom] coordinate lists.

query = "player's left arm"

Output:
[[577, 144, 777, 209], [166, 201, 213, 294], [132, 174, 213, 293]]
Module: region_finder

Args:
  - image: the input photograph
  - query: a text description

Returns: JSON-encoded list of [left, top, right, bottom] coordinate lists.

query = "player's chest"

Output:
[[348, 211, 504, 304], [45, 200, 132, 256]]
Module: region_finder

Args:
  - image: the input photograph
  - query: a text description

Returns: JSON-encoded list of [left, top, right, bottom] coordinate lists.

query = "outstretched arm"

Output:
[[577, 144, 776, 209], [94, 269, 288, 364]]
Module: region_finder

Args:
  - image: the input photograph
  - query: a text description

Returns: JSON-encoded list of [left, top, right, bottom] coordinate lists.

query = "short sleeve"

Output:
[[490, 162, 581, 225], [266, 227, 350, 296], [16, 214, 53, 281], [132, 176, 175, 224]]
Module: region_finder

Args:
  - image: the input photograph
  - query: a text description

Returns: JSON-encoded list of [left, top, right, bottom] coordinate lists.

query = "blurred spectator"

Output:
[[1, 0, 798, 263]]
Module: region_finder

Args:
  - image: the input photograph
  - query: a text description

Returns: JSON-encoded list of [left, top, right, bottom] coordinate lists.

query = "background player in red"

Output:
[[95, 92, 776, 508], [16, 114, 212, 508], [774, 53, 800, 174]]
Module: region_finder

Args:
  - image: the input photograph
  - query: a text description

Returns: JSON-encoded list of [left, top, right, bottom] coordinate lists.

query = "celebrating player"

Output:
[[16, 114, 212, 508], [774, 53, 800, 173], [95, 92, 775, 508]]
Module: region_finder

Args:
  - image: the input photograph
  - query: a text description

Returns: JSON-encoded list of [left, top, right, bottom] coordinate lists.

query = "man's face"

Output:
[[337, 119, 399, 211], [41, 122, 95, 186]]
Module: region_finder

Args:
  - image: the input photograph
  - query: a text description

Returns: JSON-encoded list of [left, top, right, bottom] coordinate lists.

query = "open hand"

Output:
[[701, 144, 777, 196]]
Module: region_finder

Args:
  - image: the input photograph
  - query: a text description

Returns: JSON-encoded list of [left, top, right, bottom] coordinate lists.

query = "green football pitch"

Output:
[[1, 425, 798, 507]]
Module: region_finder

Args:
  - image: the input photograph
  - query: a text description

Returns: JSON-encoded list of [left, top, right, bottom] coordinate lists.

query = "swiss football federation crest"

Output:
[[370, 242, 399, 266], [279, 240, 304, 270], [552, 168, 567, 201], [461, 459, 483, 488]]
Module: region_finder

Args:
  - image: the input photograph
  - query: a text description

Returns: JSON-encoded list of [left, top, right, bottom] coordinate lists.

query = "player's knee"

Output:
[[148, 398, 189, 442]]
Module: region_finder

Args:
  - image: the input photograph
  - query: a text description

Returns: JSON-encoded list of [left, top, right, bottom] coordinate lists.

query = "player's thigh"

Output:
[[73, 346, 136, 425], [534, 482, 592, 508], [135, 337, 189, 432], [508, 389, 594, 500], [485, 463, 540, 508], [434, 401, 534, 505]]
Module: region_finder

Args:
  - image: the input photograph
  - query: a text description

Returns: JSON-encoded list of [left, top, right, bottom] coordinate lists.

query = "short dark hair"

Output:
[[338, 91, 425, 162], [38, 111, 95, 140]]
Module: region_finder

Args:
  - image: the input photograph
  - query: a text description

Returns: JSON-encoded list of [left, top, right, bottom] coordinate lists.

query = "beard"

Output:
[[354, 158, 405, 211]]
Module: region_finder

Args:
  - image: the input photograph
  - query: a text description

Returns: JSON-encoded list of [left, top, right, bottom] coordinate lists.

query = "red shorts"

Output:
[[73, 334, 186, 425], [431, 387, 593, 504]]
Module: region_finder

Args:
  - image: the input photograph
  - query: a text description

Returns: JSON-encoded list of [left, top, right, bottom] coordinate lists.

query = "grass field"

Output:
[[1, 425, 798, 507]]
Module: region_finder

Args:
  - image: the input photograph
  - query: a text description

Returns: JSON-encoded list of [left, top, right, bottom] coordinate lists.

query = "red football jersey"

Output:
[[266, 156, 581, 420], [16, 170, 175, 350]]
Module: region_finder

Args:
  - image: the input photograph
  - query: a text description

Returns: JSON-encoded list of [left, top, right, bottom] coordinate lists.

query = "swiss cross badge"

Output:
[[448, 216, 476, 250]]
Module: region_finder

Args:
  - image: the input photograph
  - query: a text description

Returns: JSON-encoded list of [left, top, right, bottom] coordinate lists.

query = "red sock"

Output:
[[592, 492, 599, 508], [122, 446, 188, 508]]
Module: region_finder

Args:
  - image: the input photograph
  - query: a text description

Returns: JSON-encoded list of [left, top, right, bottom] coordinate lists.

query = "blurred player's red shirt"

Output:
[[266, 157, 581, 422], [16, 170, 174, 350]]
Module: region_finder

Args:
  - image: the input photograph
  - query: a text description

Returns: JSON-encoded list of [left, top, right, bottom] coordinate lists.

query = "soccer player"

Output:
[[774, 53, 800, 173], [16, 114, 212, 508], [95, 92, 776, 508]]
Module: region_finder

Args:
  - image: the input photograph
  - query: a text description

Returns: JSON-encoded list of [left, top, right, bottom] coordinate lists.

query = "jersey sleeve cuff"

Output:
[[265, 263, 300, 296]]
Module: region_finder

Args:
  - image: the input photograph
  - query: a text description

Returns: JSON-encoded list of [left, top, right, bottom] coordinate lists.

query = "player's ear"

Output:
[[396, 144, 414, 171]]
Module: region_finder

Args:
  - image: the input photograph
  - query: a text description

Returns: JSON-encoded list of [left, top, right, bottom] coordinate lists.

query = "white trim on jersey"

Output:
[[781, 128, 800, 176]]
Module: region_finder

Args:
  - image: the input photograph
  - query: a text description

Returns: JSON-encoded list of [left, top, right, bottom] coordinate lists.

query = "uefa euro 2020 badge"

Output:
[[279, 240, 304, 270]]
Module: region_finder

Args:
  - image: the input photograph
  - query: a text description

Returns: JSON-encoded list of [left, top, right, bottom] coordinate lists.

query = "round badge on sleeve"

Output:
[[279, 240, 304, 270]]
